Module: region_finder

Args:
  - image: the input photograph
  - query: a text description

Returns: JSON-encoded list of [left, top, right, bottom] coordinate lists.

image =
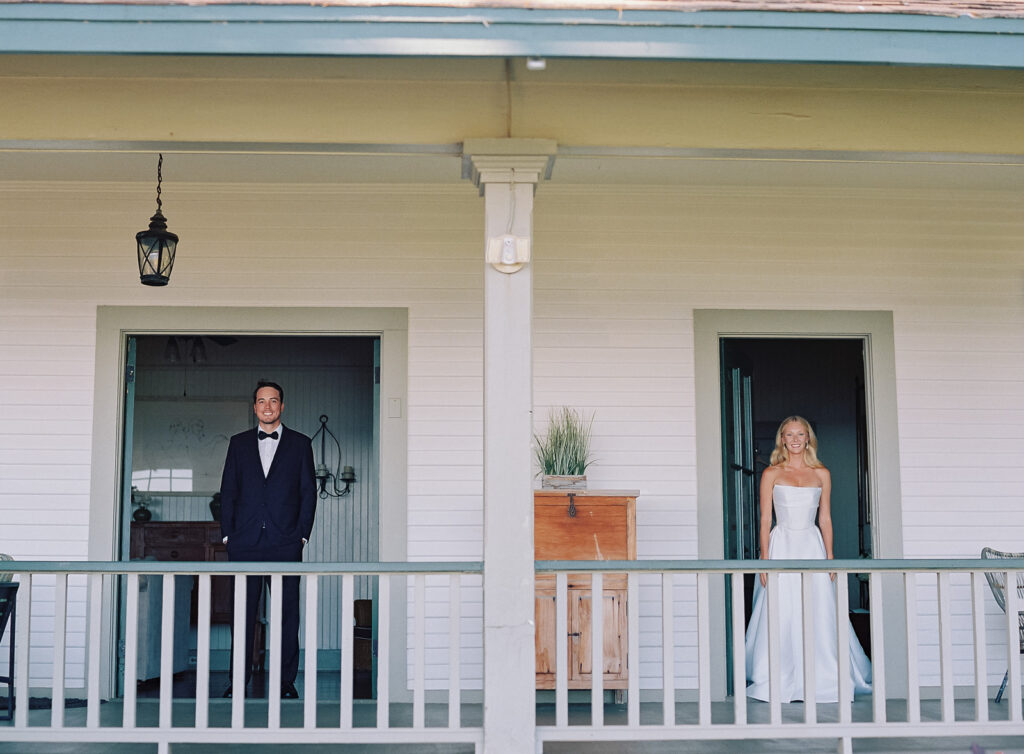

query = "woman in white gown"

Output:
[[745, 416, 872, 703]]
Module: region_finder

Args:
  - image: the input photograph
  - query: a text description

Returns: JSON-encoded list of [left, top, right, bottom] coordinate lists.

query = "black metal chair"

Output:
[[981, 547, 1024, 703], [0, 581, 17, 721]]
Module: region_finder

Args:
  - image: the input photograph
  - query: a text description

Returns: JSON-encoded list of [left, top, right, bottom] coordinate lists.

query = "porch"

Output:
[[0, 559, 1022, 753]]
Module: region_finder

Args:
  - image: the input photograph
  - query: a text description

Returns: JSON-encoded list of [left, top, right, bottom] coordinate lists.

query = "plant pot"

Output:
[[541, 474, 587, 490]]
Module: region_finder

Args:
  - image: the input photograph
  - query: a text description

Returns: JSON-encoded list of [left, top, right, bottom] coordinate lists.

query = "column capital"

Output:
[[462, 138, 557, 193]]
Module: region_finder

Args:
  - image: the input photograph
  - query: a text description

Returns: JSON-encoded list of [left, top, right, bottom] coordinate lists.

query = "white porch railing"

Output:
[[0, 561, 483, 753], [535, 558, 1024, 753], [1, 559, 1023, 753]]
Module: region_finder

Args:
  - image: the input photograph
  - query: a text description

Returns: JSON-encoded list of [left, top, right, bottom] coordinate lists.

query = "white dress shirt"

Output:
[[258, 423, 282, 476]]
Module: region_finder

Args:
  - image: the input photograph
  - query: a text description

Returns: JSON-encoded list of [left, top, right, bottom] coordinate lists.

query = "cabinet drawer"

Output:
[[146, 546, 206, 562]]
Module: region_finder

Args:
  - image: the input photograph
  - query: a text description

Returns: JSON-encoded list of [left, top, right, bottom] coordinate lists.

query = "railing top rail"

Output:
[[0, 558, 1019, 575], [535, 558, 1024, 573], [0, 560, 483, 575]]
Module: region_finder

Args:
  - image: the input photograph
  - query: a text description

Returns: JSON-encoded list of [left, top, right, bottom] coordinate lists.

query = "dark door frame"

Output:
[[694, 309, 907, 701]]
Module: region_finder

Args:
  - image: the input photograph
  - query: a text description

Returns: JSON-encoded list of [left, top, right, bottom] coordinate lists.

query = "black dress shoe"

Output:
[[281, 682, 299, 699]]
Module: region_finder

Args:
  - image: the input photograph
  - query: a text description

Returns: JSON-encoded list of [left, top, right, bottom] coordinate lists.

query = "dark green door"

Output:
[[720, 340, 756, 694]]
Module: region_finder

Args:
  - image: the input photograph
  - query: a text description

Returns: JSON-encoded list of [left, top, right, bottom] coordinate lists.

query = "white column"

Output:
[[465, 138, 555, 754]]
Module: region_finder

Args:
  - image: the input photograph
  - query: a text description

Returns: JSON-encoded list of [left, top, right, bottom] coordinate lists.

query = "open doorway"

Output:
[[720, 337, 872, 691], [119, 334, 379, 700]]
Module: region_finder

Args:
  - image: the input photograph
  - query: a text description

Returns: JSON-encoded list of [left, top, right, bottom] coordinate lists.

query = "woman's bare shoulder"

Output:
[[762, 465, 783, 481], [814, 466, 831, 483]]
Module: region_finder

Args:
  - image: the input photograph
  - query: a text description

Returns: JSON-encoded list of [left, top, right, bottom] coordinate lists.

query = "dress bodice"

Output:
[[772, 485, 821, 530]]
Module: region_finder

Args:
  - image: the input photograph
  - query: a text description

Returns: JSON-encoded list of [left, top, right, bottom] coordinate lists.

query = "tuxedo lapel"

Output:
[[264, 425, 291, 480], [244, 428, 265, 478]]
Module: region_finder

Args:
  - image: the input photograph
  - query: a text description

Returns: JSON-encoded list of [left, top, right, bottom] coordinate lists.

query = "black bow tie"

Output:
[[258, 430, 279, 441]]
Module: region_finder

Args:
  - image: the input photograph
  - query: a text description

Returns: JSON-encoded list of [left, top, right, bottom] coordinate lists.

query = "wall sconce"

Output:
[[310, 414, 357, 498], [135, 153, 178, 286], [486, 233, 531, 274]]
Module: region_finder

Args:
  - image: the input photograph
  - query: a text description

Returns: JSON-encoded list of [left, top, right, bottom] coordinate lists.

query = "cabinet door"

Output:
[[208, 548, 233, 625], [570, 588, 627, 686], [534, 587, 558, 689]]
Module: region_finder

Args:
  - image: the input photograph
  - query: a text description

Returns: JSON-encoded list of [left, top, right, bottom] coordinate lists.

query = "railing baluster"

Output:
[[970, 571, 988, 723], [697, 572, 711, 727], [730, 571, 746, 726], [448, 573, 461, 730], [555, 572, 568, 729], [268, 573, 283, 729], [303, 574, 319, 729], [937, 572, 954, 723], [836, 571, 852, 722], [591, 571, 604, 728], [662, 572, 674, 726], [231, 573, 246, 729], [802, 572, 816, 723], [1005, 568, 1022, 722], [627, 572, 640, 729], [159, 574, 175, 729], [413, 573, 426, 729], [766, 571, 781, 726], [13, 573, 31, 729], [869, 572, 886, 724], [376, 574, 391, 730], [195, 574, 211, 730], [51, 573, 67, 728], [86, 573, 102, 729], [123, 573, 139, 729], [340, 573, 354, 729], [904, 572, 920, 724]]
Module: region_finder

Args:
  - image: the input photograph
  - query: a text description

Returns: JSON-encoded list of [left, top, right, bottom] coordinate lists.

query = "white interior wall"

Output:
[[131, 335, 376, 658], [0, 179, 1022, 690]]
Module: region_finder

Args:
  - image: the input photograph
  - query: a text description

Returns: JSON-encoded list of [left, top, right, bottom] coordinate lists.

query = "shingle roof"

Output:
[[242, 0, 1024, 19], [6, 0, 1024, 19]]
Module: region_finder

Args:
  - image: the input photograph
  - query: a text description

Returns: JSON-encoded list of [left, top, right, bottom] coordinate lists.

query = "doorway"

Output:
[[720, 337, 872, 691], [119, 334, 379, 698]]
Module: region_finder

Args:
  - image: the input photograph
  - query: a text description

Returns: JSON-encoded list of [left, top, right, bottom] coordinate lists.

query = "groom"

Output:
[[219, 380, 317, 699]]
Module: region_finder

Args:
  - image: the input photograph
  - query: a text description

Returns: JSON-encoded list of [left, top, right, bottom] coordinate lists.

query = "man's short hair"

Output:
[[253, 380, 284, 404]]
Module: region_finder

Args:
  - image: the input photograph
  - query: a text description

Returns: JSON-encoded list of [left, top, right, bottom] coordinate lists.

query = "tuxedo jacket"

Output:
[[219, 426, 318, 552]]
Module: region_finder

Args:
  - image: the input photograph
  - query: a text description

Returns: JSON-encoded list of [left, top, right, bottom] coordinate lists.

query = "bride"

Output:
[[744, 415, 872, 703]]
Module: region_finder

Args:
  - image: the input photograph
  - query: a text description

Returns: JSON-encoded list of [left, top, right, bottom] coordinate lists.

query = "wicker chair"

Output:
[[981, 547, 1024, 703], [0, 554, 15, 721]]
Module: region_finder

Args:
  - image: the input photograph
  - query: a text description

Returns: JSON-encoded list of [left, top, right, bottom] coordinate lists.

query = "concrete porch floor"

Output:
[[1, 696, 1023, 753]]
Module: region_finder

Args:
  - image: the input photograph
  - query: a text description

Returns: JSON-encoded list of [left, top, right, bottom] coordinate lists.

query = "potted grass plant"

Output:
[[534, 407, 595, 490]]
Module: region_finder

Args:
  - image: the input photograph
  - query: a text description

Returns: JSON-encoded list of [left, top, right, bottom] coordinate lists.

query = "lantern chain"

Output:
[[156, 153, 163, 212]]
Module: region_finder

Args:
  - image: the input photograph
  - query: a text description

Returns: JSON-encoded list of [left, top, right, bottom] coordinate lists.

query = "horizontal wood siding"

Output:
[[1, 179, 1022, 691]]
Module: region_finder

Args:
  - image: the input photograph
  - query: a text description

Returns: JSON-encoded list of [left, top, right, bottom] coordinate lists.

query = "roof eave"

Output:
[[0, 4, 1023, 68]]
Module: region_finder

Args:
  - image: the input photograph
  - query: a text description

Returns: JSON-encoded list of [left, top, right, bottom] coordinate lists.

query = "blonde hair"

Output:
[[769, 415, 824, 468]]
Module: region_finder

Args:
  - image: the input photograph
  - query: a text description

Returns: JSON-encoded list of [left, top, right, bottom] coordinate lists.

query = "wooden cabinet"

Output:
[[130, 521, 233, 624], [534, 490, 637, 690]]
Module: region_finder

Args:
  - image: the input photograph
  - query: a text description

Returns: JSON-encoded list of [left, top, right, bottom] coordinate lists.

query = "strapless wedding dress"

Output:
[[744, 484, 872, 703]]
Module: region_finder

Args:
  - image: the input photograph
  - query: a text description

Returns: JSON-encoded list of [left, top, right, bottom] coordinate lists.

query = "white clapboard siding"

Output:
[[2, 179, 1023, 691]]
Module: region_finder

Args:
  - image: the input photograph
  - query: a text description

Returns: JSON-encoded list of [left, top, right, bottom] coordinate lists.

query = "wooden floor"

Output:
[[2, 675, 1023, 754]]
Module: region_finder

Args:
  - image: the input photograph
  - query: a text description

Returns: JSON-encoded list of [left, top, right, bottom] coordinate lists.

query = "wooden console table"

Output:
[[534, 490, 638, 690], [129, 521, 232, 624]]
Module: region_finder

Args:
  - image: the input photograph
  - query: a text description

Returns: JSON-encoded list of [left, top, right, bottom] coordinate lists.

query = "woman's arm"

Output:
[[758, 466, 778, 586], [816, 467, 836, 580]]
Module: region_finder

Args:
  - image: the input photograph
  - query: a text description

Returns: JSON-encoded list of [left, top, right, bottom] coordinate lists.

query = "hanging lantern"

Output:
[[135, 154, 178, 286]]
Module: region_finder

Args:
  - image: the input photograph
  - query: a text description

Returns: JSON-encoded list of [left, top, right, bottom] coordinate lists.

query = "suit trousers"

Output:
[[228, 534, 304, 687]]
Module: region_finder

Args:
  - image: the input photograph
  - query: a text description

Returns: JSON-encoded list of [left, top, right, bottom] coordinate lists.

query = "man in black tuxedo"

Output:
[[219, 380, 317, 699]]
